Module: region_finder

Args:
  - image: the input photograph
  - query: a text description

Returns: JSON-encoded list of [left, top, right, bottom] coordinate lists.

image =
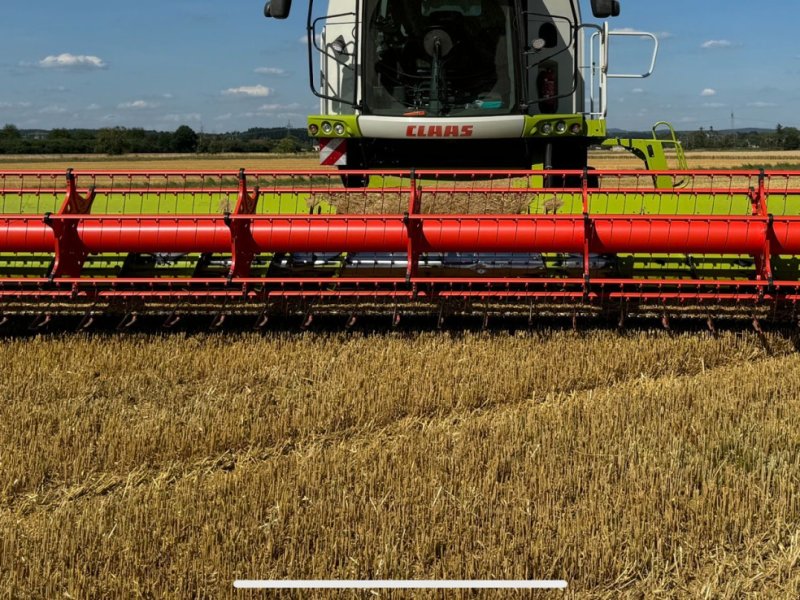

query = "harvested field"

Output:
[[3, 152, 800, 598], [2, 330, 800, 598]]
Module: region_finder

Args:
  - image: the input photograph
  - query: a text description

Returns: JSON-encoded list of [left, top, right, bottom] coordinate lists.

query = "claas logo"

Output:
[[405, 125, 475, 138]]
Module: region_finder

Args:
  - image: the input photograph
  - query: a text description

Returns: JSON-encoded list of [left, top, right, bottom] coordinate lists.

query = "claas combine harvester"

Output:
[[2, 0, 800, 328]]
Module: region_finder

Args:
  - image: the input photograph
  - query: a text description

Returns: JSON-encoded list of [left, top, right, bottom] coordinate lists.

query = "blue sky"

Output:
[[1, 0, 799, 132]]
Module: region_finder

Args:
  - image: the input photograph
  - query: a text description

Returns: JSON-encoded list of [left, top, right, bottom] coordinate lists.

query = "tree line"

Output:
[[0, 124, 312, 155], [678, 125, 800, 151], [2, 122, 799, 155]]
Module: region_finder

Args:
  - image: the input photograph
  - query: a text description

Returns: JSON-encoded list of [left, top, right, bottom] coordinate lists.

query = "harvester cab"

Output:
[[267, 0, 661, 176]]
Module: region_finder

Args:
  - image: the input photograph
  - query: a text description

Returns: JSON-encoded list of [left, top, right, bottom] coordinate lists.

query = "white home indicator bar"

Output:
[[234, 580, 567, 590]]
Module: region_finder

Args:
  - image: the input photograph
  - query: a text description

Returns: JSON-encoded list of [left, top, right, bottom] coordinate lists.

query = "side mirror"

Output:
[[264, 0, 292, 19], [591, 0, 621, 18]]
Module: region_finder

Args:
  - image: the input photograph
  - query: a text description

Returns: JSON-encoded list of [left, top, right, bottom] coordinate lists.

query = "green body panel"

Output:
[[307, 114, 606, 142], [308, 115, 362, 138]]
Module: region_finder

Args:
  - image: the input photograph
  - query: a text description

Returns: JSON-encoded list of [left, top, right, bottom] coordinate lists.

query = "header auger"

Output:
[[2, 0, 799, 327]]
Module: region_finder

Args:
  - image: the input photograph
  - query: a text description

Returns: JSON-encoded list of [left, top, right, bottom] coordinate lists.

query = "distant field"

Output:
[[2, 150, 800, 171], [0, 153, 322, 171]]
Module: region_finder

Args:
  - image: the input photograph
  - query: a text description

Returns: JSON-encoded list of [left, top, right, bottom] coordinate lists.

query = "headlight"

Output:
[[308, 124, 319, 135], [333, 122, 346, 135], [540, 122, 553, 135], [555, 121, 567, 134], [321, 121, 333, 134]]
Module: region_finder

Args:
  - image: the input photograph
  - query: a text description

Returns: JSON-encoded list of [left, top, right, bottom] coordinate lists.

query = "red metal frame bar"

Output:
[[2, 168, 800, 313]]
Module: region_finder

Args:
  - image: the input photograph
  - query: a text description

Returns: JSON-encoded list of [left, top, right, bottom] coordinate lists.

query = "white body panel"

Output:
[[358, 115, 526, 139], [320, 0, 360, 114], [524, 0, 583, 115]]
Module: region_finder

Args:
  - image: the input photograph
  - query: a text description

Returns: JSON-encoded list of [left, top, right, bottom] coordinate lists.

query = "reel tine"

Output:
[[210, 313, 226, 331], [752, 315, 763, 334], [0, 314, 9, 328], [706, 315, 717, 336], [116, 312, 138, 331], [301, 312, 313, 331], [163, 312, 181, 329], [345, 314, 357, 330], [661, 312, 671, 332], [77, 311, 95, 331], [28, 312, 52, 331], [392, 310, 401, 328], [253, 310, 269, 330]]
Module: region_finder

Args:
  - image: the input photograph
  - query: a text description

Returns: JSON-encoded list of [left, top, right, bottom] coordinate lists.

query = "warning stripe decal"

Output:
[[319, 138, 347, 166]]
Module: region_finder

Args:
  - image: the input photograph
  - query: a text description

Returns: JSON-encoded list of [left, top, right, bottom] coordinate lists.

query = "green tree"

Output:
[[782, 127, 800, 151], [95, 127, 130, 155], [172, 125, 198, 153], [0, 124, 21, 140], [274, 135, 302, 154]]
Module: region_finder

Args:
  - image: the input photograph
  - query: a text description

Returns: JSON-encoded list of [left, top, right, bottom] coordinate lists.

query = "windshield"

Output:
[[363, 0, 517, 116]]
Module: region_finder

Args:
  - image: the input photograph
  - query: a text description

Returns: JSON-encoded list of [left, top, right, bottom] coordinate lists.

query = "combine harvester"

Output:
[[1, 0, 800, 328]]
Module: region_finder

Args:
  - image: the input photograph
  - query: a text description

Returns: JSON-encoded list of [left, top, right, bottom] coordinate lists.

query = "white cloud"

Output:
[[256, 102, 302, 112], [747, 101, 778, 108], [701, 40, 732, 49], [655, 31, 674, 40], [0, 101, 31, 109], [159, 113, 202, 123], [214, 113, 233, 121], [86, 103, 101, 110], [118, 100, 158, 109], [38, 53, 106, 69], [631, 88, 644, 94], [38, 105, 67, 114], [702, 102, 726, 108], [254, 67, 287, 76], [222, 85, 271, 97], [701, 88, 717, 97], [298, 33, 323, 46]]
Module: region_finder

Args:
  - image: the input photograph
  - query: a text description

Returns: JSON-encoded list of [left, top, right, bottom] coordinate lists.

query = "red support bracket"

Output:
[[404, 169, 422, 290], [44, 168, 96, 279], [225, 168, 260, 280], [749, 169, 773, 285], [581, 168, 592, 297]]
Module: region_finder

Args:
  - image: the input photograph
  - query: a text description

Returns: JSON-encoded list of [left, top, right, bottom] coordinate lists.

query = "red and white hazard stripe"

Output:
[[319, 138, 347, 166]]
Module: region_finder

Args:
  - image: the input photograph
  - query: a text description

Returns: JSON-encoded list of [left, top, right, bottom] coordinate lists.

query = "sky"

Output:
[[1, 0, 799, 133]]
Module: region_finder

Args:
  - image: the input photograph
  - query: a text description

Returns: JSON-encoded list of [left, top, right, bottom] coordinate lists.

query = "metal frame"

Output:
[[2, 168, 800, 316]]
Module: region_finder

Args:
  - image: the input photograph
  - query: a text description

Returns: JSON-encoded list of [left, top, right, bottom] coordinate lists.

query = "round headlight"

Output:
[[321, 121, 333, 134], [555, 121, 567, 134], [308, 124, 319, 135], [540, 122, 553, 135], [333, 122, 346, 135], [570, 123, 582, 135]]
